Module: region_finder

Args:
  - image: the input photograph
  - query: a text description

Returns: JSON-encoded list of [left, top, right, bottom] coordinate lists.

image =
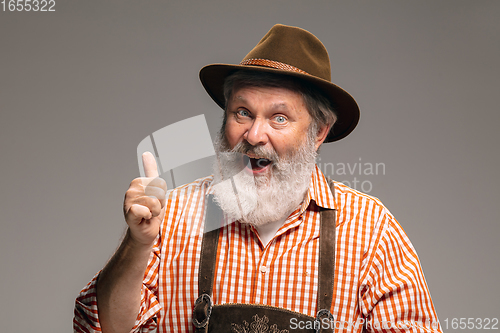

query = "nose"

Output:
[[244, 118, 269, 146]]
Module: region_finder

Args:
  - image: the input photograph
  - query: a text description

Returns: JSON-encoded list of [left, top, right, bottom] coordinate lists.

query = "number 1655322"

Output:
[[443, 318, 498, 330], [2, 0, 55, 12]]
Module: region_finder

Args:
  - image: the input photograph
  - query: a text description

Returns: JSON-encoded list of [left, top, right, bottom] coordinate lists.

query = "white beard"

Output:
[[211, 130, 317, 227]]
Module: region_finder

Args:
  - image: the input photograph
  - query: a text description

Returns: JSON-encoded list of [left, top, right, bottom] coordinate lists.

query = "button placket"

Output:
[[254, 240, 273, 303]]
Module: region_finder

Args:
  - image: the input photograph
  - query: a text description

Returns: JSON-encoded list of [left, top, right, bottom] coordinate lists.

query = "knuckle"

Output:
[[124, 188, 141, 201], [143, 196, 158, 209], [130, 177, 142, 187], [151, 201, 161, 216]]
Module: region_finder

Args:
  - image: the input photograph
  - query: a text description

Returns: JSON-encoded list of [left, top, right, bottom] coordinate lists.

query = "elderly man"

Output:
[[74, 24, 441, 333]]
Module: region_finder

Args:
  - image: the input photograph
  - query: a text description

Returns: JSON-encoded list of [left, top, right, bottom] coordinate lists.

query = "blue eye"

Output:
[[275, 116, 286, 123], [237, 110, 250, 117]]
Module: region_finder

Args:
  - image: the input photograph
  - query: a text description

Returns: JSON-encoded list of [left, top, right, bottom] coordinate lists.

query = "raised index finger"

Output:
[[142, 151, 159, 178]]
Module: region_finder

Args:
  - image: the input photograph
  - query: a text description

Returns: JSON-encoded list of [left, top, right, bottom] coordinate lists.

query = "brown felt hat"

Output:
[[199, 24, 360, 142]]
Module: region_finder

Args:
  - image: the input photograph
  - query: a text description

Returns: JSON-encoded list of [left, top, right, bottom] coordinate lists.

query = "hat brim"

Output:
[[199, 64, 359, 142]]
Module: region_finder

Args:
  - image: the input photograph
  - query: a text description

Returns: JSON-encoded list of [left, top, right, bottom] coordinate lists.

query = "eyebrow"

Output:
[[233, 96, 291, 111], [270, 102, 290, 111]]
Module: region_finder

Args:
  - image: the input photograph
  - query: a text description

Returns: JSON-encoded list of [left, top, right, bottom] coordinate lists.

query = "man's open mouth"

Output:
[[243, 155, 272, 173]]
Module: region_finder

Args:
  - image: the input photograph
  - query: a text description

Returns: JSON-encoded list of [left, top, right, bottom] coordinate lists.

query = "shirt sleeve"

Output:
[[359, 211, 442, 333], [73, 236, 162, 333]]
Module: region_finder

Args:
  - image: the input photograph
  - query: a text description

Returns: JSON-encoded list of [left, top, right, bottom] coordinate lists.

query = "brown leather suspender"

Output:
[[316, 178, 337, 327]]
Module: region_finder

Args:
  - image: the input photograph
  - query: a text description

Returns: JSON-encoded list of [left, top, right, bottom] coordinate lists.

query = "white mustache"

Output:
[[232, 141, 279, 163]]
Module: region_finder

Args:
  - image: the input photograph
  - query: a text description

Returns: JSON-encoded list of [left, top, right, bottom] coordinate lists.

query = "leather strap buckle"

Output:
[[192, 294, 213, 328], [315, 309, 335, 333]]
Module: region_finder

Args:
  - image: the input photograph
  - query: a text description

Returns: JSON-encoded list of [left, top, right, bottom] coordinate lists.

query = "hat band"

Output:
[[239, 58, 309, 75]]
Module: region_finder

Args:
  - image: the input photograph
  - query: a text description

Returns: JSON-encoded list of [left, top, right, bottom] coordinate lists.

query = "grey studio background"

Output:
[[1, 1, 499, 331]]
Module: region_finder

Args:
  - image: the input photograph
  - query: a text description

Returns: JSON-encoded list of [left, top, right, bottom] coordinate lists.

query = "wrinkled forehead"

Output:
[[223, 82, 309, 116], [223, 70, 307, 103], [228, 78, 304, 102], [229, 86, 306, 108]]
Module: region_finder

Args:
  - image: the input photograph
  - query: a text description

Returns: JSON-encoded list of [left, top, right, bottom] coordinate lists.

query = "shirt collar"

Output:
[[298, 164, 336, 214], [269, 165, 336, 240]]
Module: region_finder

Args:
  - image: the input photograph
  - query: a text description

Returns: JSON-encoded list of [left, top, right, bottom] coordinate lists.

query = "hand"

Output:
[[123, 152, 167, 247]]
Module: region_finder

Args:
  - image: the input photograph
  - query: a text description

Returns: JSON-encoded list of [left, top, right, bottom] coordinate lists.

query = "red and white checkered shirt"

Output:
[[74, 165, 441, 332]]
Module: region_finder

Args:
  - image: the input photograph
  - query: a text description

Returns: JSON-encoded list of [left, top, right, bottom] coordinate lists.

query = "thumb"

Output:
[[142, 151, 159, 178]]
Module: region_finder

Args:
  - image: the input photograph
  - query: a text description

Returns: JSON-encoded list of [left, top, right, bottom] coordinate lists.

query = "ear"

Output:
[[314, 124, 331, 150]]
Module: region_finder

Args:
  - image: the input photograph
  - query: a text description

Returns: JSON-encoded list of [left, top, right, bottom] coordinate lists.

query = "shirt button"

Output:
[[260, 266, 268, 273]]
